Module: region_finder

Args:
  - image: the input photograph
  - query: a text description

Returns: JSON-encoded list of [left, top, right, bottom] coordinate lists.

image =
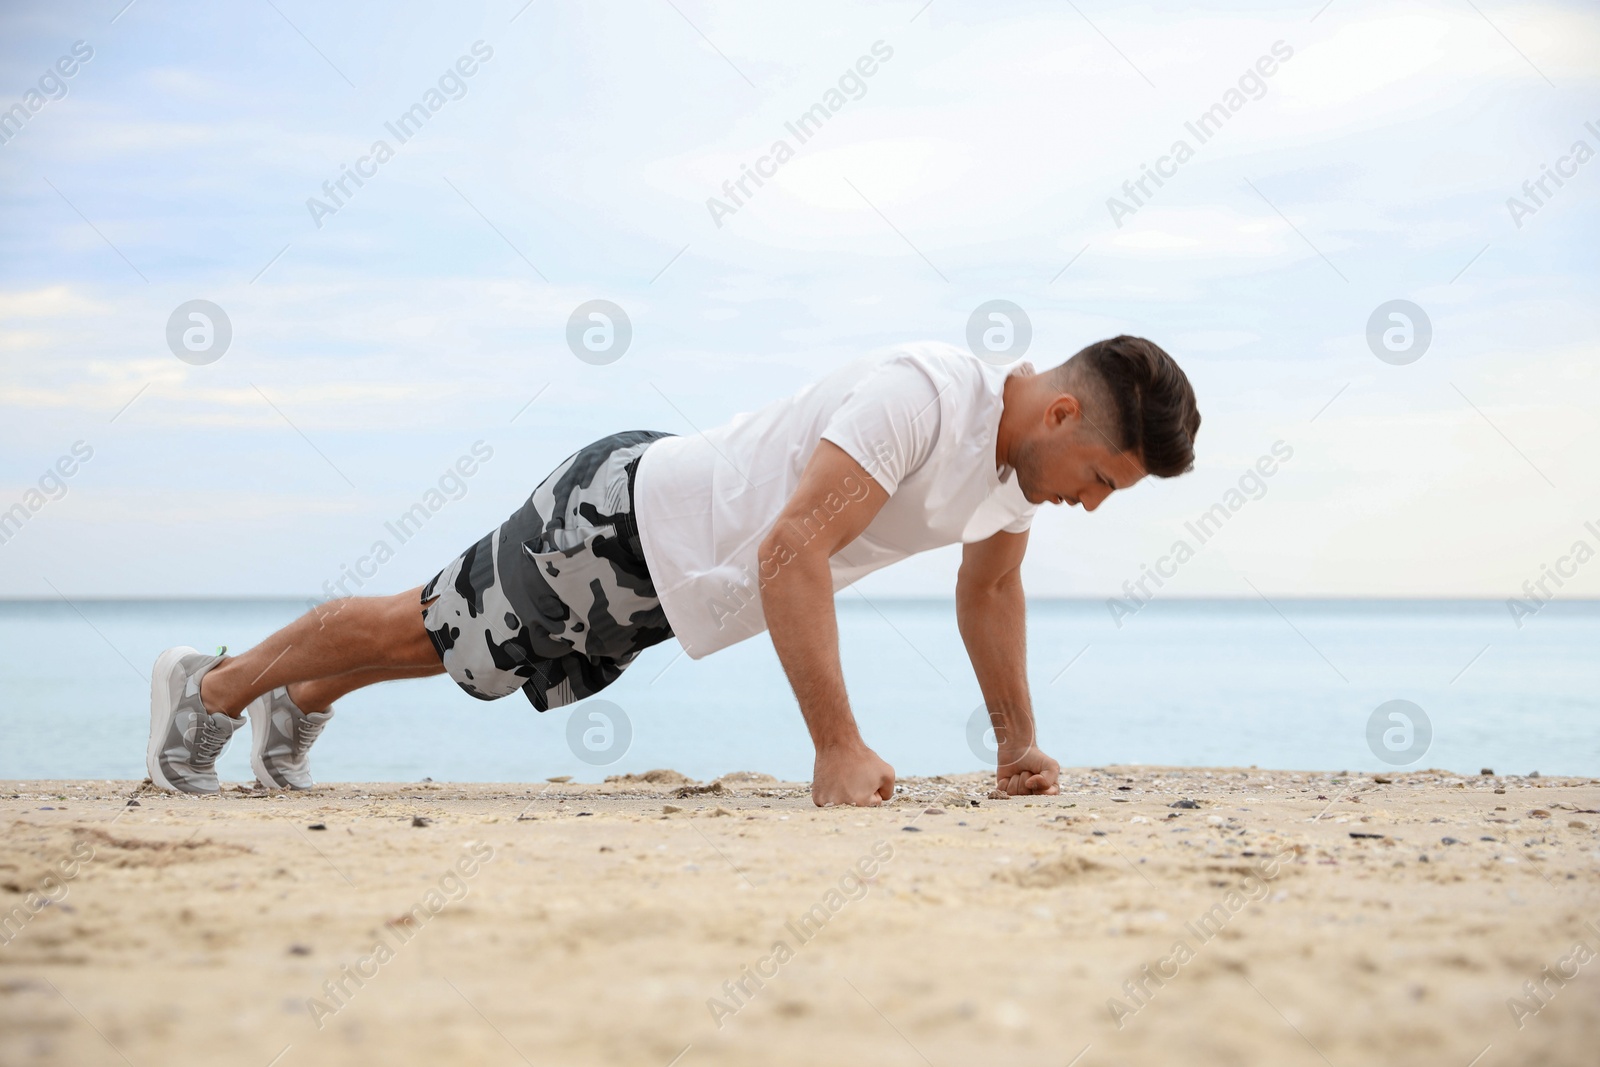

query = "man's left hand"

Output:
[[996, 745, 1061, 796]]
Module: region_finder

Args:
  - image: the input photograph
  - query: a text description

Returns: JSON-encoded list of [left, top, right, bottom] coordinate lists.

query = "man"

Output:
[[146, 335, 1200, 806]]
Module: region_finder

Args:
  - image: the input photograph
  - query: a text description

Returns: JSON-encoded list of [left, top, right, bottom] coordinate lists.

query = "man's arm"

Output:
[[758, 440, 895, 807], [956, 529, 1060, 796]]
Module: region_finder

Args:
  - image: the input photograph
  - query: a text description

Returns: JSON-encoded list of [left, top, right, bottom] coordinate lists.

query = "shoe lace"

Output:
[[192, 716, 233, 765], [293, 717, 328, 759]]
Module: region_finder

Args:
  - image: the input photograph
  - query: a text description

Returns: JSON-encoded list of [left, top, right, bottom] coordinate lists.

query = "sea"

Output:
[[2, 598, 1595, 784]]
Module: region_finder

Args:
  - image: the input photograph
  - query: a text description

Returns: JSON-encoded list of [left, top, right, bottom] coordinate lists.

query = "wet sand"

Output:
[[2, 766, 1597, 1066]]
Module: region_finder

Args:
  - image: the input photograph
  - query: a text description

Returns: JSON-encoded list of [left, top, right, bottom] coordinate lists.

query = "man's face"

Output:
[[1011, 396, 1147, 511]]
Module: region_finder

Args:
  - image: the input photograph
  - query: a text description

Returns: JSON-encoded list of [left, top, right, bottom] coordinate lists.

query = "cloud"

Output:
[[0, 285, 109, 319], [0, 0, 1595, 595]]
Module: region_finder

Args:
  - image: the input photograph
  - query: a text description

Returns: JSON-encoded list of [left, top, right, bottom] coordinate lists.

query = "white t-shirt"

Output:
[[634, 342, 1038, 658]]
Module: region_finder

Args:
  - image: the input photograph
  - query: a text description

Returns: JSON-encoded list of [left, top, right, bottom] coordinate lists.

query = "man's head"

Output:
[[1002, 335, 1200, 511]]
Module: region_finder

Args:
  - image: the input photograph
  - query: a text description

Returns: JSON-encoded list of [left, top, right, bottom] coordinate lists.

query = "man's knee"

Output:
[[305, 591, 431, 666], [375, 587, 436, 666]]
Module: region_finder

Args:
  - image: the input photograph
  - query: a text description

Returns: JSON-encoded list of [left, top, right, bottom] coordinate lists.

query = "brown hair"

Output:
[[1062, 335, 1200, 477]]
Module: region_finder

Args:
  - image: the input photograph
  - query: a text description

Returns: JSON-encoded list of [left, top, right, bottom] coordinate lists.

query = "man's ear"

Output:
[[1048, 392, 1082, 428]]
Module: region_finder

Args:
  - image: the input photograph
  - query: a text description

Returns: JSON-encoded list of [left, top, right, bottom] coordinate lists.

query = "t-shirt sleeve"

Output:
[[1000, 509, 1035, 534], [818, 356, 943, 496]]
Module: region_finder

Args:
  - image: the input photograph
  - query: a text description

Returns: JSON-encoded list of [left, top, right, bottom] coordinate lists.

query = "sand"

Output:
[[2, 766, 1597, 1066]]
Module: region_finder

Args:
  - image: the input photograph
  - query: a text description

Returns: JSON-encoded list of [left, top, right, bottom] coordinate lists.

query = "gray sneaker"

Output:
[[147, 645, 245, 794], [249, 686, 332, 790]]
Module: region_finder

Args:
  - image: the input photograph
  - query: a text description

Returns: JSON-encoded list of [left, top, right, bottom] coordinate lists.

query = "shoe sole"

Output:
[[248, 691, 291, 790], [147, 646, 198, 794]]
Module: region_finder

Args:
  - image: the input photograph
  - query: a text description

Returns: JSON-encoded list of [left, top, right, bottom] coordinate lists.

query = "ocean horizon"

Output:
[[4, 597, 1596, 783]]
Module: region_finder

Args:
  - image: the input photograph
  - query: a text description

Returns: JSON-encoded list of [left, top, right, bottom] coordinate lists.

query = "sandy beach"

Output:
[[2, 766, 1597, 1066]]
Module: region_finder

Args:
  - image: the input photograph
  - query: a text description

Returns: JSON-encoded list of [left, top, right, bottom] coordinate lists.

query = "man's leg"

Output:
[[286, 664, 445, 714], [200, 586, 439, 717]]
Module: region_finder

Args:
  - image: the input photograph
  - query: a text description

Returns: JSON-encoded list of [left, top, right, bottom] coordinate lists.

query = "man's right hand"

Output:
[[811, 742, 895, 807]]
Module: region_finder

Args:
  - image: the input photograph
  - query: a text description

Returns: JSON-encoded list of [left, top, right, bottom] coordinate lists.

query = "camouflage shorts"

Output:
[[421, 430, 676, 711]]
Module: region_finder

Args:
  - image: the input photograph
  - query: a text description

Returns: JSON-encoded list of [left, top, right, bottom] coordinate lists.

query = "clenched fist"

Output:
[[996, 744, 1060, 796], [812, 742, 896, 806]]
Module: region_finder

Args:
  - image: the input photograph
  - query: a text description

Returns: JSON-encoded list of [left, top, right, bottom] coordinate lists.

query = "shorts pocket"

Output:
[[518, 528, 616, 651]]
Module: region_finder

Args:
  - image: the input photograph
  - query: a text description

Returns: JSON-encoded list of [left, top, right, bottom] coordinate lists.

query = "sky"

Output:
[[0, 0, 1596, 602]]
